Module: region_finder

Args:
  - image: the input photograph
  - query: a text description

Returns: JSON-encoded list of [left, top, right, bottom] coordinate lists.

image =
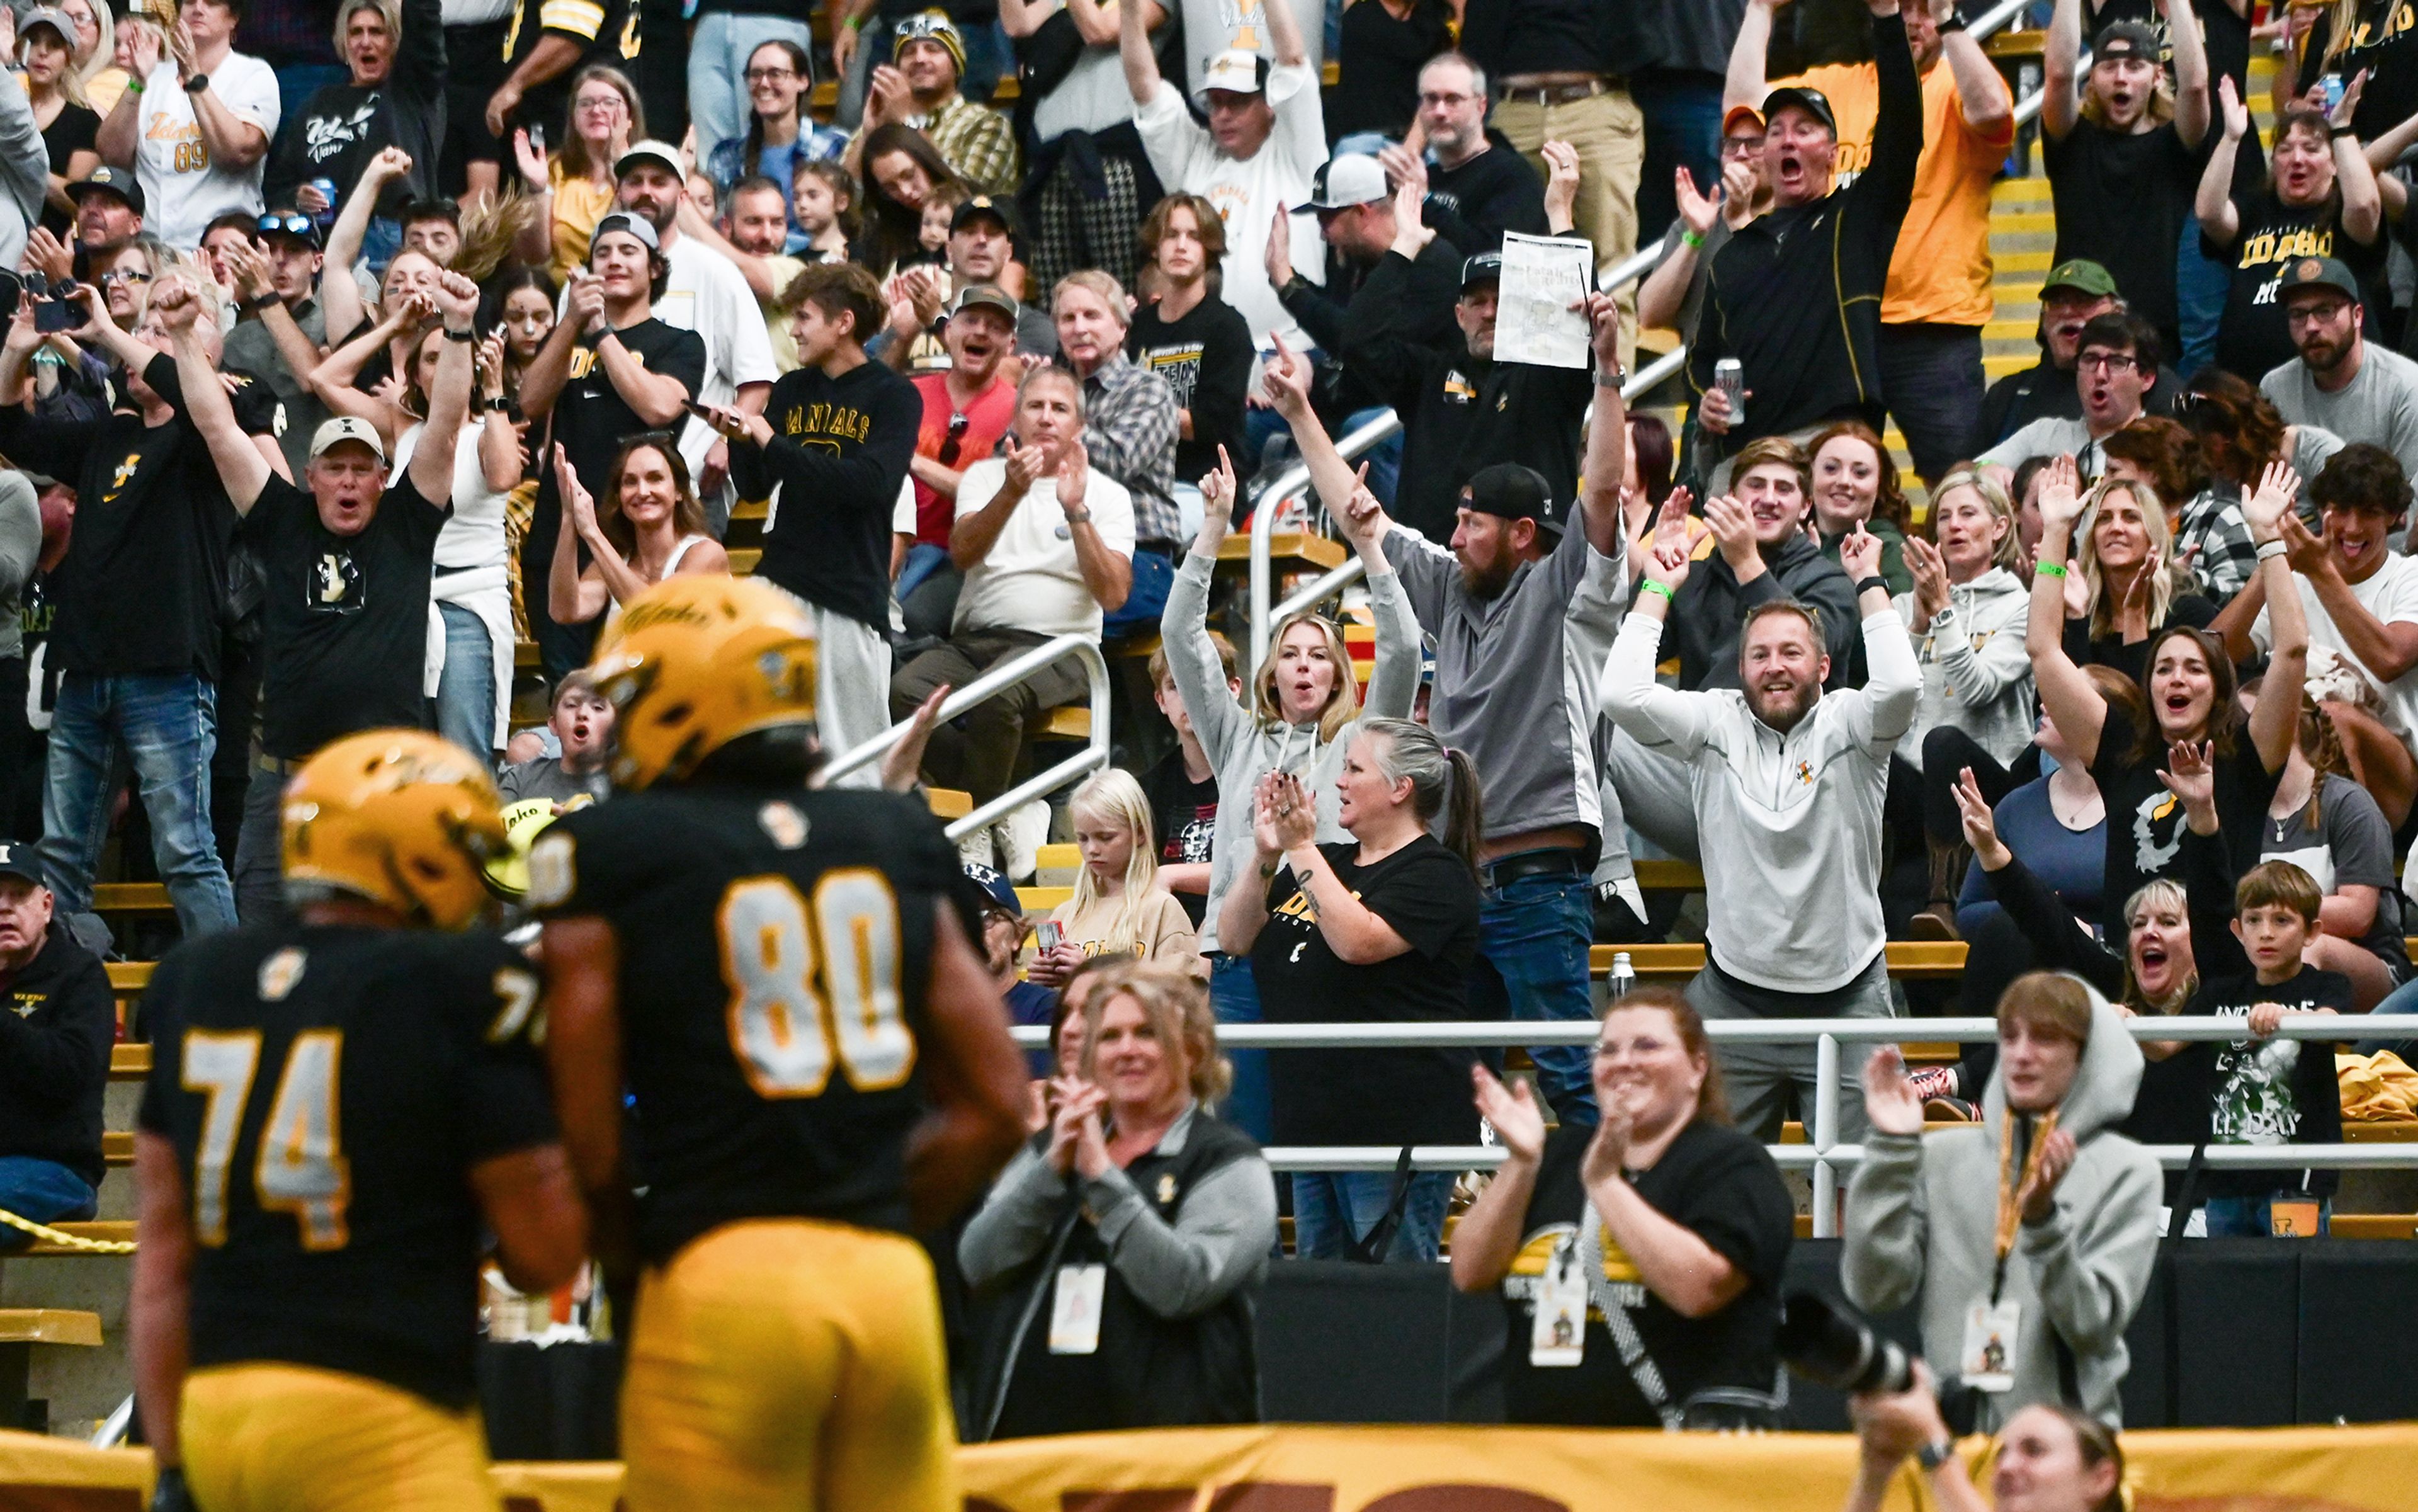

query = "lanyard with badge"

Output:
[[1963, 1110, 2060, 1394], [1528, 1197, 1681, 1429]]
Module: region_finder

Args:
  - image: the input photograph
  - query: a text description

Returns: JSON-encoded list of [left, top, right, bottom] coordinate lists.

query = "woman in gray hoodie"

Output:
[[1898, 469, 2039, 934], [1844, 972, 2162, 1430], [1157, 352, 1421, 1140]]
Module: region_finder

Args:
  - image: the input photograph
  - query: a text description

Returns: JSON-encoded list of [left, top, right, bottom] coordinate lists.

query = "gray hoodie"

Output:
[[1161, 546, 1421, 953], [1889, 565, 2036, 773], [1842, 984, 2163, 1429]]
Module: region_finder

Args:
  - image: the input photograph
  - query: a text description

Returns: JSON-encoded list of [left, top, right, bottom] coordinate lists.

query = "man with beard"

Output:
[[1353, 292, 1628, 1125], [2261, 256, 2418, 489], [873, 195, 1058, 372], [1978, 310, 2165, 486], [1601, 524, 1919, 1143], [1976, 259, 2184, 448], [1351, 249, 1593, 543]]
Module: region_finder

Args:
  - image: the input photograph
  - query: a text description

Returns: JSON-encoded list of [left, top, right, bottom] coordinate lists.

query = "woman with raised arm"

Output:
[[1154, 337, 1421, 1142], [2026, 452, 2309, 948]]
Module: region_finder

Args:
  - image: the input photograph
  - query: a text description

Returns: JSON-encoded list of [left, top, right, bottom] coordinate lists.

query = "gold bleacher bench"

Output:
[[0, 1309, 101, 1426]]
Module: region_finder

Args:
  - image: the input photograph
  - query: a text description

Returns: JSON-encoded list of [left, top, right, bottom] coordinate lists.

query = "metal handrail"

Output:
[[1010, 1015, 2418, 1234], [821, 632, 1111, 841]]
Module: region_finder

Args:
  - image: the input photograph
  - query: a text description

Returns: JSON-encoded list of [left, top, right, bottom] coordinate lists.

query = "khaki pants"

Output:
[[1492, 85, 1646, 368]]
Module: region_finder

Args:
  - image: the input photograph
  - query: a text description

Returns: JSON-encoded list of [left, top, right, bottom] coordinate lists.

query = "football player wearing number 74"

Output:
[[531, 573, 1031, 1512], [130, 730, 589, 1512]]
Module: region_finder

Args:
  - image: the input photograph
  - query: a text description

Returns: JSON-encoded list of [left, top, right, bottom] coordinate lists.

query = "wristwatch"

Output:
[[1916, 1438, 1958, 1472], [239, 291, 280, 314], [1856, 574, 1890, 598], [1063, 506, 1093, 526], [183, 72, 209, 93], [1929, 603, 1957, 631]]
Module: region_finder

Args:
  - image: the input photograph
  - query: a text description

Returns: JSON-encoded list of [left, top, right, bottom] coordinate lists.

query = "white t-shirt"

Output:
[[1133, 65, 1326, 353], [1033, 37, 1136, 140], [133, 54, 280, 249], [951, 457, 1135, 639], [2252, 552, 2418, 747], [395, 419, 508, 571]]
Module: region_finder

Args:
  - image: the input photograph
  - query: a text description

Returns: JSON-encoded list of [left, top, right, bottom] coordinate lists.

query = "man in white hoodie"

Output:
[[1601, 522, 1919, 1141]]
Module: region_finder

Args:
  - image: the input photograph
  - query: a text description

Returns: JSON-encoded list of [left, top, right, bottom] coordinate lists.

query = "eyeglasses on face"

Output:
[[1418, 90, 1477, 109], [744, 66, 795, 83], [97, 268, 150, 287], [2077, 351, 2139, 373]]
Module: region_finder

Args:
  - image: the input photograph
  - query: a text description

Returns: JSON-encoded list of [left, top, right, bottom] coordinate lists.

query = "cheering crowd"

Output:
[[0, 0, 2415, 1485]]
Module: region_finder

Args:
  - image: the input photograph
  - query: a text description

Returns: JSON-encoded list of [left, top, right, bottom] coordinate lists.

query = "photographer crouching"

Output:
[[1844, 1360, 2127, 1512], [1843, 972, 2160, 1431]]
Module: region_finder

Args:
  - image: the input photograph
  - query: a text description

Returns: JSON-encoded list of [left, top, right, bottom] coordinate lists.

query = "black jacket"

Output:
[[1284, 238, 1463, 421], [1349, 246, 1594, 541], [1668, 532, 1860, 693], [0, 921, 113, 1188], [1691, 8, 1922, 452], [1422, 134, 1550, 256], [967, 1111, 1263, 1440]]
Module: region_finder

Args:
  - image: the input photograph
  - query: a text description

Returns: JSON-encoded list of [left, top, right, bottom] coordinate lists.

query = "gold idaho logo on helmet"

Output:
[[586, 576, 821, 792], [281, 729, 509, 930]]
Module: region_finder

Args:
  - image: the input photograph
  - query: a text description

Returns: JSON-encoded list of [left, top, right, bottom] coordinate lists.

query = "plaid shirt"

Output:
[[2175, 490, 2260, 604], [1080, 352, 1181, 545], [914, 95, 1021, 198]]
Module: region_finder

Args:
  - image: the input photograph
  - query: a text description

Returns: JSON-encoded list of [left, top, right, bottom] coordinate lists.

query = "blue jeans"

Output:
[[689, 11, 819, 166], [0, 1157, 96, 1253], [40, 671, 236, 938], [433, 601, 497, 761], [1100, 547, 1174, 639], [1472, 872, 1598, 1127], [359, 216, 402, 282], [1209, 953, 1270, 1143], [1292, 1169, 1456, 1262], [1630, 69, 1725, 247], [233, 749, 290, 925], [2202, 1194, 2330, 1237], [2177, 212, 2228, 380], [956, 20, 1009, 105], [894, 541, 951, 606]]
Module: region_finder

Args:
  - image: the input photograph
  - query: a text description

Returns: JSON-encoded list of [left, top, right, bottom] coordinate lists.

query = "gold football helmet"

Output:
[[281, 730, 511, 929], [586, 576, 820, 792]]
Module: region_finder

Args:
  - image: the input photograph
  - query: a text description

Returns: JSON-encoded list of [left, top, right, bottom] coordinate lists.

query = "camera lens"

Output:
[[1776, 1291, 1913, 1395]]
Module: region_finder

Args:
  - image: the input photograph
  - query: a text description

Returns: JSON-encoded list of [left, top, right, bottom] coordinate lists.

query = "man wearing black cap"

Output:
[[2042, 0, 2212, 364], [1347, 246, 1593, 543], [1689, 0, 1921, 474], [1349, 293, 1631, 1125], [2263, 255, 2418, 488], [220, 211, 332, 480], [874, 195, 1057, 371], [0, 840, 113, 1247], [64, 167, 144, 261]]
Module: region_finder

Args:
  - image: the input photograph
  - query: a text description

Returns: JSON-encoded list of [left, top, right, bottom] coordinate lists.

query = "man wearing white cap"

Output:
[[1120, 0, 1325, 353], [619, 139, 780, 528], [165, 266, 482, 919]]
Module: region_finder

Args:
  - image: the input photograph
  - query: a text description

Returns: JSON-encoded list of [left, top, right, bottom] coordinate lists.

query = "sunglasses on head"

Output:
[[256, 212, 315, 241]]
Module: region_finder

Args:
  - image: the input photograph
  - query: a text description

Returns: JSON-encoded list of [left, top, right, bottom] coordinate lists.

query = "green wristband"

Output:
[[1680, 229, 1705, 249], [1638, 578, 1674, 603], [2035, 561, 2067, 579]]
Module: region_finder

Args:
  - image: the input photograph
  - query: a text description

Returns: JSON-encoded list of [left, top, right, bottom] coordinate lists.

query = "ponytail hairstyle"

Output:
[[1356, 717, 1482, 877], [2294, 703, 2351, 833]]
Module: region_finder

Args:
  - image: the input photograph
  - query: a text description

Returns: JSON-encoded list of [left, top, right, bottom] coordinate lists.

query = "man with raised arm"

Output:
[[1342, 293, 1631, 1126], [166, 266, 480, 919], [1601, 514, 1921, 1144]]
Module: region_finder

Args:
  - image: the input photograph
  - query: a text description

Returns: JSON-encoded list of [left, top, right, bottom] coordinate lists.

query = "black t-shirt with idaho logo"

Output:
[[2208, 191, 2388, 382], [0, 355, 281, 681], [1500, 1118, 1794, 1427], [243, 473, 448, 761], [528, 784, 956, 1263]]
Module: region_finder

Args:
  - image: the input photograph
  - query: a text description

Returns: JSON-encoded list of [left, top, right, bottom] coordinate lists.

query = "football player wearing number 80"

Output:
[[129, 729, 588, 1512], [530, 574, 1031, 1512]]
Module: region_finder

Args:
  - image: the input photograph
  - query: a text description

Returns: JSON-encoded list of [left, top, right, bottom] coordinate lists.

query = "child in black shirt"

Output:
[[2190, 860, 2349, 1235]]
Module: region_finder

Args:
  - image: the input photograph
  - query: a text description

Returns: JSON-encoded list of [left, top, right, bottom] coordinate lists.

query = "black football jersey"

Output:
[[528, 785, 957, 1263], [137, 924, 558, 1408]]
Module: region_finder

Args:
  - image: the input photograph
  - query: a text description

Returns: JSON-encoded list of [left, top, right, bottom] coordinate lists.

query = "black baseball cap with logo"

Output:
[[68, 166, 142, 215], [951, 194, 1016, 234], [1462, 463, 1564, 534], [1761, 86, 1837, 136], [0, 841, 45, 888], [2092, 21, 2160, 63], [1460, 251, 1502, 292]]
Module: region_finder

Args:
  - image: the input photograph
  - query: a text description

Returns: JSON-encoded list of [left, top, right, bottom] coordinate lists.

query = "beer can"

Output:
[[1713, 357, 1745, 429]]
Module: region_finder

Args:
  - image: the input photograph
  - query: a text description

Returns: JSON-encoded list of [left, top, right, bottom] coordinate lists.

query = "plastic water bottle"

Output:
[[1607, 950, 1636, 1004]]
